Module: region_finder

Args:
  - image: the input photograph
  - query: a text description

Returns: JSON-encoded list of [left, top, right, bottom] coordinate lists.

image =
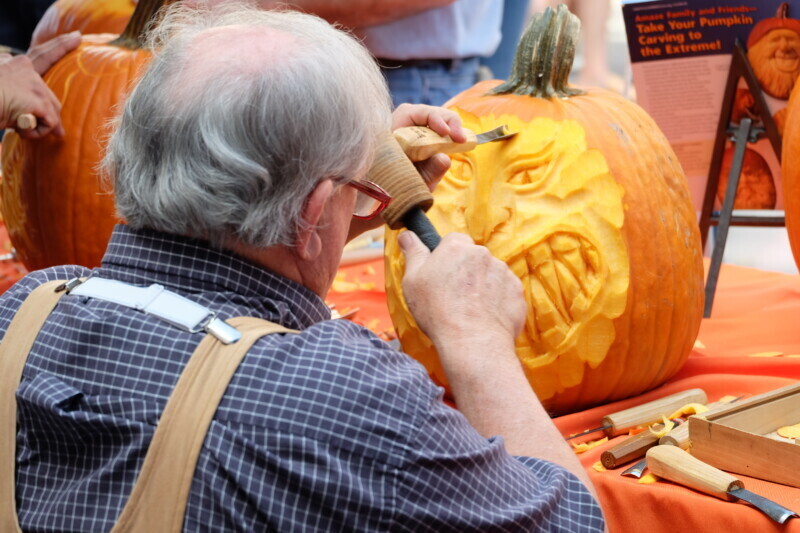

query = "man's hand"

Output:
[[398, 231, 526, 350], [0, 31, 81, 139], [391, 103, 465, 188]]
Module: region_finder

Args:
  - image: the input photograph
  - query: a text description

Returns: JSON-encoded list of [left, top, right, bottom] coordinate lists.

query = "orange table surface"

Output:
[[328, 258, 800, 532]]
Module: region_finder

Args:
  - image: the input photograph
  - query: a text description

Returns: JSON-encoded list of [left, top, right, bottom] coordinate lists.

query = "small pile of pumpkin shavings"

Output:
[[648, 416, 676, 438], [777, 423, 800, 440], [667, 403, 709, 419], [748, 351, 784, 358], [330, 271, 376, 293], [693, 339, 706, 349], [717, 395, 741, 404], [571, 436, 608, 454], [646, 403, 709, 438], [638, 472, 660, 484], [592, 461, 606, 472]]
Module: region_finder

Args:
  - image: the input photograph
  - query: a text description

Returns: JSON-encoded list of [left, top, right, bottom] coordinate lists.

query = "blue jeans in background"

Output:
[[380, 57, 481, 108]]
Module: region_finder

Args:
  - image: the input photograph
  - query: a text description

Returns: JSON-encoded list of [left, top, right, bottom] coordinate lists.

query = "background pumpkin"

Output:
[[384, 6, 704, 415], [716, 146, 776, 209], [31, 0, 136, 47], [783, 79, 800, 270], [1, 0, 171, 270]]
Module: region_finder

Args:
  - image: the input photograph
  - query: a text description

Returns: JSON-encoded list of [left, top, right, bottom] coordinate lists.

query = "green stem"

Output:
[[490, 5, 584, 98], [110, 0, 178, 49]]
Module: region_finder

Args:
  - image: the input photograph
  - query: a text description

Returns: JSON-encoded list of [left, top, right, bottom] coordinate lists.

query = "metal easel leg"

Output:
[[704, 119, 752, 318]]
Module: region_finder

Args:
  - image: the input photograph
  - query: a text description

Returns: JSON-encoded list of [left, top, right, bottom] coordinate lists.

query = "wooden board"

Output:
[[688, 381, 800, 487]]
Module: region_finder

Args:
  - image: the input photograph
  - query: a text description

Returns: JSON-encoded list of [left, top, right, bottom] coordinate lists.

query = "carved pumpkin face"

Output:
[[418, 112, 629, 398], [748, 28, 800, 99], [746, 2, 800, 100], [384, 6, 704, 415]]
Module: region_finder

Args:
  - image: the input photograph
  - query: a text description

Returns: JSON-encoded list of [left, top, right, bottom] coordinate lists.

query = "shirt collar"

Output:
[[99, 225, 331, 328]]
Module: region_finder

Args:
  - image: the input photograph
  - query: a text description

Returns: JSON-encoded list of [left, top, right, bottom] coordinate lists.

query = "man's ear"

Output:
[[295, 179, 334, 261]]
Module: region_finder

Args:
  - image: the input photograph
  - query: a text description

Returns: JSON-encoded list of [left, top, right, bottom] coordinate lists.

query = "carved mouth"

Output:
[[773, 49, 800, 72], [515, 231, 602, 356]]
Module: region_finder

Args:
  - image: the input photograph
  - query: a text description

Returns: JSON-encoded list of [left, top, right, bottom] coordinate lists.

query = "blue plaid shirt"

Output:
[[3, 225, 604, 532]]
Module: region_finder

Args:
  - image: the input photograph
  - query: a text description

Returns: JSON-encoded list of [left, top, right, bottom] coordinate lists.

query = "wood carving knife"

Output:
[[646, 445, 799, 524], [566, 388, 707, 440], [392, 125, 515, 162]]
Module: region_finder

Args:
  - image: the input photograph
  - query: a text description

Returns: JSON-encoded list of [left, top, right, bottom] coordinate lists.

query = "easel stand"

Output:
[[699, 40, 784, 318]]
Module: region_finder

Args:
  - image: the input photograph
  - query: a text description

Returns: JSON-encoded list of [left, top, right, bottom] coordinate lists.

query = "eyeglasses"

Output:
[[342, 179, 392, 220]]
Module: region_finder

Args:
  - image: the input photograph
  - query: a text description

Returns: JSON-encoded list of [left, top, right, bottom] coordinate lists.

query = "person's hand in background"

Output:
[[0, 31, 80, 139]]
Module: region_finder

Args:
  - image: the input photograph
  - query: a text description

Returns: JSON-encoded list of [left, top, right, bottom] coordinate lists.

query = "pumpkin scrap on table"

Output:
[[777, 423, 800, 440], [571, 437, 608, 455], [384, 5, 704, 415]]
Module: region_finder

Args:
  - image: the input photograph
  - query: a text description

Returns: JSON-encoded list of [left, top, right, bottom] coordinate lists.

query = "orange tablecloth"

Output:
[[328, 259, 800, 532]]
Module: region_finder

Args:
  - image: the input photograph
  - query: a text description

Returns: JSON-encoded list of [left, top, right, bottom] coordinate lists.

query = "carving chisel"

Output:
[[392, 125, 515, 162], [566, 388, 707, 440], [646, 445, 799, 524]]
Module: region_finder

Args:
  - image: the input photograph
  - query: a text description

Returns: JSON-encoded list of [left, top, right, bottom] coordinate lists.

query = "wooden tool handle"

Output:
[[602, 388, 707, 437], [16, 113, 37, 130], [646, 445, 743, 501], [367, 131, 434, 230], [600, 426, 663, 469], [392, 126, 478, 162]]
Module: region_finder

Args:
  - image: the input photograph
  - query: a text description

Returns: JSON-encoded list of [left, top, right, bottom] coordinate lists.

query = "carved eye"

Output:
[[501, 137, 559, 190], [505, 157, 556, 189], [445, 153, 475, 187]]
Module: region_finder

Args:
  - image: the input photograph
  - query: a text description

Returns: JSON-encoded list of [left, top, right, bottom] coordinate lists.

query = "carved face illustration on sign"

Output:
[[747, 3, 800, 99]]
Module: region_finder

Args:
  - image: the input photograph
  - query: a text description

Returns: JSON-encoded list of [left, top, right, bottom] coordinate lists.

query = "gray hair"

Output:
[[103, 3, 392, 248]]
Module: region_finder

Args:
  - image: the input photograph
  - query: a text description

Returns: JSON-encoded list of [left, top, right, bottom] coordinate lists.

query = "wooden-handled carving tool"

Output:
[[566, 388, 707, 440], [646, 445, 799, 524], [392, 125, 514, 163], [16, 114, 37, 130], [367, 126, 514, 251], [367, 131, 441, 250], [616, 395, 744, 476], [600, 420, 680, 469]]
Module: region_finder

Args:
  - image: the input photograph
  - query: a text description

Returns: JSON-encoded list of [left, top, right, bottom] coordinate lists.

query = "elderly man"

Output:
[[0, 5, 604, 532]]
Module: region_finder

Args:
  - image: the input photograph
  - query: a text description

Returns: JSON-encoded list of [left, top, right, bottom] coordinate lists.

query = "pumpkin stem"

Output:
[[110, 0, 177, 49], [490, 4, 584, 98], [777, 2, 788, 19]]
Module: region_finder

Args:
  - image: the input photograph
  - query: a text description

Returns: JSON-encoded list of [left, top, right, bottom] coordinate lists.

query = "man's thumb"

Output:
[[398, 230, 429, 271]]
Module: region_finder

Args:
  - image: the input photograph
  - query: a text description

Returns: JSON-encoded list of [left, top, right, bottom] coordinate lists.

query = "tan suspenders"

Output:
[[0, 281, 294, 533]]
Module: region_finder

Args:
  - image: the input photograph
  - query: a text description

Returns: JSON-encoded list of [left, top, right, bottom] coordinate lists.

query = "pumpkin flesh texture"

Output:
[[385, 82, 704, 414], [1, 36, 151, 270]]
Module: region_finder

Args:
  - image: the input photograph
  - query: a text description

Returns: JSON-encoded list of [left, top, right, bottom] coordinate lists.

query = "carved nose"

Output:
[[465, 177, 512, 245]]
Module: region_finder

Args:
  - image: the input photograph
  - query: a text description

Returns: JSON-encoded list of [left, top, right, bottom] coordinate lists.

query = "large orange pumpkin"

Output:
[[784, 79, 800, 270], [384, 6, 704, 415], [1, 0, 170, 270], [31, 0, 137, 47]]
